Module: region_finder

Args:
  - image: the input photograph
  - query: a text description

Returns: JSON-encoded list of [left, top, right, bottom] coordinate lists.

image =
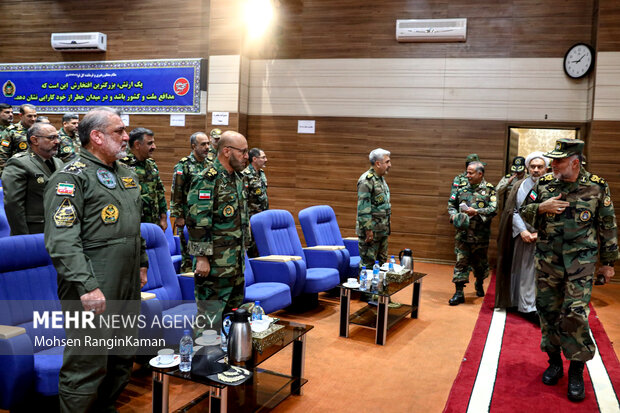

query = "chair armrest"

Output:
[[304, 245, 345, 250], [141, 292, 156, 301], [0, 325, 26, 340], [303, 248, 343, 270], [174, 235, 181, 255], [139, 299, 164, 342], [0, 328, 35, 410], [177, 274, 196, 300], [343, 238, 359, 256], [252, 255, 302, 262], [248, 259, 297, 288]]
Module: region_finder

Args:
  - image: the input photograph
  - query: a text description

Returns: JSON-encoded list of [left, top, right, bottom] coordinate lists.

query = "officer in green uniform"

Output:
[[170, 131, 211, 272], [357, 148, 392, 270], [205, 128, 222, 164], [0, 103, 13, 133], [2, 123, 63, 235], [449, 153, 485, 202], [57, 113, 81, 163], [187, 130, 250, 336], [44, 107, 148, 413], [119, 127, 168, 231], [0, 104, 37, 174], [496, 156, 527, 211], [520, 138, 618, 402], [242, 147, 269, 257], [448, 161, 497, 305]]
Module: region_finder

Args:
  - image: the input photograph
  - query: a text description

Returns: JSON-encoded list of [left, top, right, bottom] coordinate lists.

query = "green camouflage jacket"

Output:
[[57, 127, 81, 163], [170, 152, 209, 219], [449, 172, 468, 201], [0, 121, 29, 174], [0, 123, 11, 133], [448, 178, 498, 243], [43, 149, 148, 298], [356, 167, 391, 238], [520, 170, 618, 267], [242, 164, 268, 217], [119, 150, 167, 224], [186, 159, 250, 275], [206, 147, 217, 164]]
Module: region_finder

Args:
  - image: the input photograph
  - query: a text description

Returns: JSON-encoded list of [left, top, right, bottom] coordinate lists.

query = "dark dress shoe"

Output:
[[449, 291, 465, 306], [567, 361, 585, 401], [475, 281, 485, 297], [542, 363, 564, 385]]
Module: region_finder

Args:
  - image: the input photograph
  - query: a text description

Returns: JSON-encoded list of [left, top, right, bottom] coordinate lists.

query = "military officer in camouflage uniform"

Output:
[[44, 107, 148, 413], [187, 130, 250, 336], [242, 147, 269, 257], [0, 103, 13, 133], [170, 131, 211, 272], [2, 123, 63, 235], [205, 128, 222, 164], [57, 113, 81, 163], [357, 148, 392, 270], [119, 127, 168, 231], [449, 154, 485, 202], [0, 104, 37, 175], [496, 156, 526, 211], [520, 138, 618, 402], [448, 161, 497, 305]]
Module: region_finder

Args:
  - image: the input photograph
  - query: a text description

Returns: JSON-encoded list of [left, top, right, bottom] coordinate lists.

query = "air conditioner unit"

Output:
[[396, 18, 467, 42], [51, 32, 107, 52]]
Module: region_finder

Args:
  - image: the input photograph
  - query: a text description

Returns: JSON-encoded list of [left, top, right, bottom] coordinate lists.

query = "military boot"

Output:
[[567, 361, 585, 402], [542, 351, 563, 385], [449, 283, 465, 306], [475, 278, 485, 297]]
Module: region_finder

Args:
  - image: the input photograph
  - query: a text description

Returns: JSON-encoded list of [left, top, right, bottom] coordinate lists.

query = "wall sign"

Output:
[[298, 120, 316, 134], [0, 58, 202, 113]]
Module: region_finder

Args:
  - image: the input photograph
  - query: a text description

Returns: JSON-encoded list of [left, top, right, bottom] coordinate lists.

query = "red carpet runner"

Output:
[[443, 275, 620, 413]]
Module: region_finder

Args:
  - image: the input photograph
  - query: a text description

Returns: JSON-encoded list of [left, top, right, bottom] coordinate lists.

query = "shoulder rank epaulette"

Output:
[[14, 151, 27, 158], [206, 167, 218, 179], [180, 157, 188, 162], [539, 174, 554, 184], [459, 181, 468, 186], [366, 172, 374, 179], [590, 174, 606, 185], [505, 173, 511, 178], [486, 182, 493, 187], [62, 160, 87, 175]]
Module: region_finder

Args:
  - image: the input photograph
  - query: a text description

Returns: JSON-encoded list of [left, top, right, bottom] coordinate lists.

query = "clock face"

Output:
[[564, 43, 594, 79]]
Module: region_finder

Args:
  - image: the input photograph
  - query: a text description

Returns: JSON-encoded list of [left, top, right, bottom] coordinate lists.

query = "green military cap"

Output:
[[544, 138, 584, 159], [510, 156, 526, 173], [210, 128, 222, 139], [452, 212, 470, 230], [465, 153, 486, 166]]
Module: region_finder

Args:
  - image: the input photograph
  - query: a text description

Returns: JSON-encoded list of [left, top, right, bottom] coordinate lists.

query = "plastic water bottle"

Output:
[[359, 266, 367, 291], [179, 329, 193, 372], [371, 261, 380, 291], [221, 315, 231, 353], [251, 301, 265, 321], [389, 255, 395, 271]]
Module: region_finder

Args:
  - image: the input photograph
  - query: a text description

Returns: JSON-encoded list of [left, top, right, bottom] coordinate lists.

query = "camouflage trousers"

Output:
[[452, 240, 489, 283], [536, 259, 596, 361], [178, 228, 194, 273], [358, 236, 388, 269], [194, 274, 245, 338]]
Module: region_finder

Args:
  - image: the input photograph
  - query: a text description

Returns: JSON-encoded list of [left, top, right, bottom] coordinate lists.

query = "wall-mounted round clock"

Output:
[[563, 43, 594, 79]]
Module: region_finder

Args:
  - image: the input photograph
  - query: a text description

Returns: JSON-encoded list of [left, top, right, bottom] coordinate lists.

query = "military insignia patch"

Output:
[[555, 142, 562, 150], [36, 176, 44, 184], [176, 170, 183, 175], [604, 196, 612, 207], [490, 195, 497, 202], [199, 190, 211, 200], [548, 187, 556, 193], [0, 140, 9, 147], [481, 191, 486, 195], [366, 172, 374, 179], [450, 194, 456, 200], [101, 204, 119, 224], [591, 175, 600, 183], [376, 195, 384, 203], [223, 205, 235, 217], [96, 168, 117, 189], [580, 176, 587, 184], [255, 188, 262, 195], [121, 177, 137, 188], [63, 161, 86, 175], [56, 182, 75, 196], [486, 182, 493, 187], [54, 198, 77, 228], [62, 146, 71, 153], [529, 190, 537, 201], [18, 142, 27, 150], [478, 202, 485, 208], [579, 210, 591, 222], [207, 168, 218, 178]]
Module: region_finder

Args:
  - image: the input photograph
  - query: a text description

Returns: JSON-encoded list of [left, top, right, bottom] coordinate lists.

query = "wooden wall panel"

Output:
[[248, 0, 594, 60], [597, 0, 620, 51]]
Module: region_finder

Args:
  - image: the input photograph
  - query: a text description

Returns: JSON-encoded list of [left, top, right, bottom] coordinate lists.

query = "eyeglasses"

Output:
[[36, 134, 60, 141], [225, 146, 249, 155]]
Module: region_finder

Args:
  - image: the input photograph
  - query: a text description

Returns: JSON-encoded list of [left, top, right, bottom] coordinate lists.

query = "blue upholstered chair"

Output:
[[243, 254, 292, 314], [250, 210, 340, 299], [0, 234, 64, 410], [164, 211, 182, 273], [298, 205, 361, 279], [141, 223, 196, 346], [0, 197, 10, 238]]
